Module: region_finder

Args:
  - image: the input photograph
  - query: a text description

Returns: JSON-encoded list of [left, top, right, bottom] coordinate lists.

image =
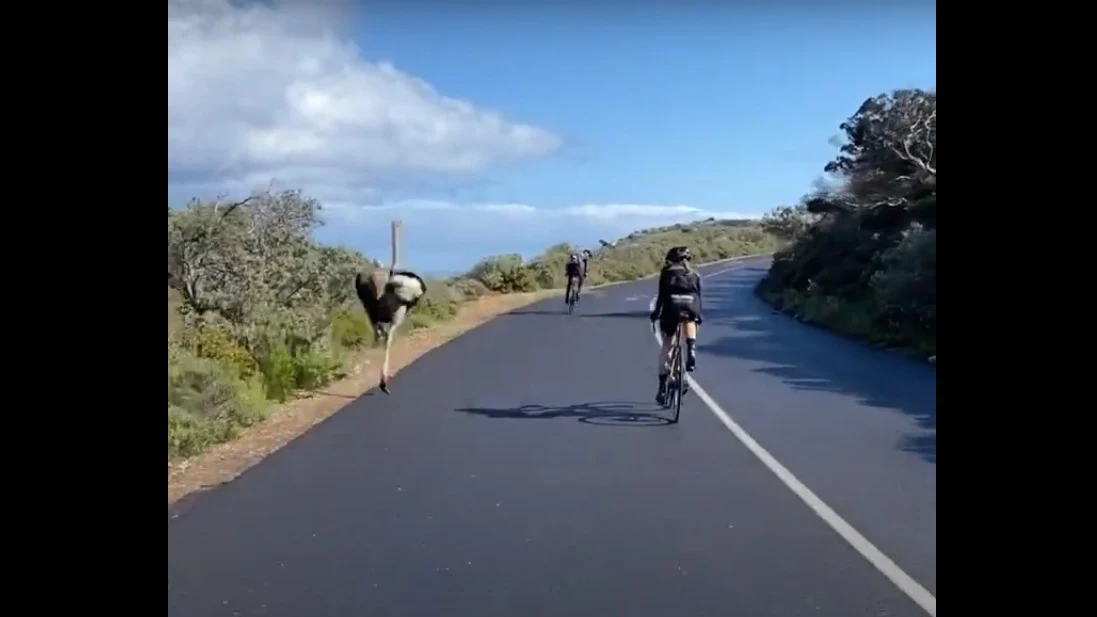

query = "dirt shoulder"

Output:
[[167, 289, 557, 506]]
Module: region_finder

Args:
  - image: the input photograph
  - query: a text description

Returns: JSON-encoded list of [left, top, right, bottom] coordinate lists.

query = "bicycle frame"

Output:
[[667, 321, 686, 422]]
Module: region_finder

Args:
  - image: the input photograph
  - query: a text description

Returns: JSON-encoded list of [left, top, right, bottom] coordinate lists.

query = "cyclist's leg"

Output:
[[683, 317, 698, 371], [656, 313, 677, 403], [575, 273, 584, 300], [564, 274, 574, 303]]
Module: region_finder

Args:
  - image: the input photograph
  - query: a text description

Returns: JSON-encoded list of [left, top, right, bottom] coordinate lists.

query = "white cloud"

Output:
[[326, 201, 755, 223], [168, 0, 561, 194]]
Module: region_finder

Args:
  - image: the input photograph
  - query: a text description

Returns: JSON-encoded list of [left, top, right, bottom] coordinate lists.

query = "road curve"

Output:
[[168, 257, 937, 617]]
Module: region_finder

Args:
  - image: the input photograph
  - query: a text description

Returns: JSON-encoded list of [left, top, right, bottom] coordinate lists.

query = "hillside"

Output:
[[451, 218, 777, 298], [167, 201, 779, 462]]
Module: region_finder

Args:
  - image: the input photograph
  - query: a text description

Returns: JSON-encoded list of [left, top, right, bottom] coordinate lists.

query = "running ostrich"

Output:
[[354, 268, 427, 394]]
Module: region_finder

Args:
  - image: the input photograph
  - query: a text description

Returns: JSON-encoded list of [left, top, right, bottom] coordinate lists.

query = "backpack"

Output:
[[664, 263, 695, 295]]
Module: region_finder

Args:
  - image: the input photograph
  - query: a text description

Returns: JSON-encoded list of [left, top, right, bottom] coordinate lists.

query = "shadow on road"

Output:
[[455, 401, 673, 427], [507, 309, 651, 319], [701, 272, 937, 464]]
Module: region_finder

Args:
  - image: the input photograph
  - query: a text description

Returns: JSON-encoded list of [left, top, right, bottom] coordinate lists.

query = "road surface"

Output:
[[168, 257, 937, 617]]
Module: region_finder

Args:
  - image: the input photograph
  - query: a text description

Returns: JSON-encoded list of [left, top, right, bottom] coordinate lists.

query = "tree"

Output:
[[825, 89, 936, 210], [827, 89, 936, 178], [761, 203, 818, 241], [167, 189, 366, 330]]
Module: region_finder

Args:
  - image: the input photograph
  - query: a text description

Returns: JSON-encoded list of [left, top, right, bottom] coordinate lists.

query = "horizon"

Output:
[[168, 0, 937, 273]]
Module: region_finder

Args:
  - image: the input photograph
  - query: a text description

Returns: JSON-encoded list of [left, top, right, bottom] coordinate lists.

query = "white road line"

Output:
[[648, 266, 937, 617], [697, 264, 744, 280]]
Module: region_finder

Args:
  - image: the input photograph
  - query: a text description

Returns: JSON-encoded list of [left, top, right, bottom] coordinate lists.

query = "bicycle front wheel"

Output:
[[672, 326, 685, 422]]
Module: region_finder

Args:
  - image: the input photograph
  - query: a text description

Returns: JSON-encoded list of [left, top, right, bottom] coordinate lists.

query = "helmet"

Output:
[[581, 249, 593, 259], [568, 253, 581, 264], [665, 246, 692, 264]]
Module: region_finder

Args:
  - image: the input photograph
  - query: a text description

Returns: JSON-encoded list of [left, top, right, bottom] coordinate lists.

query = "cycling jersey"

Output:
[[651, 262, 703, 324]]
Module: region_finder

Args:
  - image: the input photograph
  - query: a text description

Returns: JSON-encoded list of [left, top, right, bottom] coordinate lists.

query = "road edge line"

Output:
[[647, 265, 937, 617]]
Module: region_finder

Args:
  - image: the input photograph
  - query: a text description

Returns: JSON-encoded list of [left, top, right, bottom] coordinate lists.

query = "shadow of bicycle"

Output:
[[454, 400, 673, 427]]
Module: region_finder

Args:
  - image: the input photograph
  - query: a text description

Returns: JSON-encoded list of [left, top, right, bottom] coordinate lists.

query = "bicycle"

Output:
[[653, 314, 689, 423]]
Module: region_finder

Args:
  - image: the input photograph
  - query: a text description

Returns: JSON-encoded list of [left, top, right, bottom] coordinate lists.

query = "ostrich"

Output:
[[354, 268, 427, 394]]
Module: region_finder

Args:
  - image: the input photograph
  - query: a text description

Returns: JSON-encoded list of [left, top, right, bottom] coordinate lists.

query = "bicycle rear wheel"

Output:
[[670, 325, 685, 423], [660, 332, 677, 411]]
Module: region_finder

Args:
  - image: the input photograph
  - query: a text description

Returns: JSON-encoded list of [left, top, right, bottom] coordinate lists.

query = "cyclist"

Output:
[[649, 246, 703, 405], [580, 248, 593, 287], [564, 252, 584, 305]]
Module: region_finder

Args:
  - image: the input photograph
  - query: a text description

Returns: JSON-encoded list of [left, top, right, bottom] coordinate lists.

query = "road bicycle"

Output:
[[566, 276, 579, 314], [654, 315, 689, 423]]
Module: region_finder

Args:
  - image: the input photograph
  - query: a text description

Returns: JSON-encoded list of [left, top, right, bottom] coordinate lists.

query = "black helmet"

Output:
[[665, 246, 692, 264]]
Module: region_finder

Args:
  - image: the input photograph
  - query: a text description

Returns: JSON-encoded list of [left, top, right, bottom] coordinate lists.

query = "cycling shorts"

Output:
[[658, 293, 698, 337]]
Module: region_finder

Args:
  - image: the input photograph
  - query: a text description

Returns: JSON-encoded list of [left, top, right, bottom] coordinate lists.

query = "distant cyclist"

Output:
[[649, 246, 703, 405], [565, 252, 584, 304], [580, 248, 593, 282]]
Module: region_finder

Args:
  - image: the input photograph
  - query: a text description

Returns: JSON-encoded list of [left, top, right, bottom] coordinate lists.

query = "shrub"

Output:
[[330, 308, 373, 349], [407, 280, 460, 330], [871, 228, 936, 352], [466, 254, 540, 293], [251, 328, 344, 402], [182, 320, 257, 377], [167, 347, 267, 459], [450, 277, 489, 300]]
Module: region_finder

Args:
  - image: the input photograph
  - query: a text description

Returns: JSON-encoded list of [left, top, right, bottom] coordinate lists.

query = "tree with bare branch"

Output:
[[757, 88, 937, 356]]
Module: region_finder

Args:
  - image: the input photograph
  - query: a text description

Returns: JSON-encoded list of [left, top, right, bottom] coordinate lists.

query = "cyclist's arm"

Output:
[[651, 269, 669, 318], [695, 272, 703, 317]]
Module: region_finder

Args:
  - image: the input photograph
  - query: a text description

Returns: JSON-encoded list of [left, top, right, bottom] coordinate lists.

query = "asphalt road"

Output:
[[168, 257, 937, 617]]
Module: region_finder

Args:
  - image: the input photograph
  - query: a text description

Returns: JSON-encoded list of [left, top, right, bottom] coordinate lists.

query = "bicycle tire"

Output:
[[664, 343, 678, 411], [671, 323, 685, 423]]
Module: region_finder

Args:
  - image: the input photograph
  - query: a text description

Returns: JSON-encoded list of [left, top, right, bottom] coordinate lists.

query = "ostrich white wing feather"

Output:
[[390, 273, 425, 303]]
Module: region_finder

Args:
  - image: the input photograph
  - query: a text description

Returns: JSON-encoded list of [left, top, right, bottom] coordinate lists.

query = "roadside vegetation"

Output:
[[168, 196, 779, 461], [755, 88, 936, 358]]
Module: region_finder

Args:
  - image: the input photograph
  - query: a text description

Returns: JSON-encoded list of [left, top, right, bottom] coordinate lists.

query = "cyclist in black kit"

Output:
[[649, 246, 703, 405]]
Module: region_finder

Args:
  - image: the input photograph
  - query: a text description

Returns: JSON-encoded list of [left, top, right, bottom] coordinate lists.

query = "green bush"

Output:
[[466, 254, 540, 293], [330, 309, 373, 348], [250, 327, 344, 402], [182, 320, 258, 377], [872, 228, 936, 353], [450, 277, 489, 300], [167, 347, 267, 459]]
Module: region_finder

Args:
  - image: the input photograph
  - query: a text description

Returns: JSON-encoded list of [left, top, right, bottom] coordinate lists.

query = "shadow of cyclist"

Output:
[[454, 401, 672, 427]]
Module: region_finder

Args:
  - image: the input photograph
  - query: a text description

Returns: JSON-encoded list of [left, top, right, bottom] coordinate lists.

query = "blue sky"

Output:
[[168, 0, 936, 275]]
